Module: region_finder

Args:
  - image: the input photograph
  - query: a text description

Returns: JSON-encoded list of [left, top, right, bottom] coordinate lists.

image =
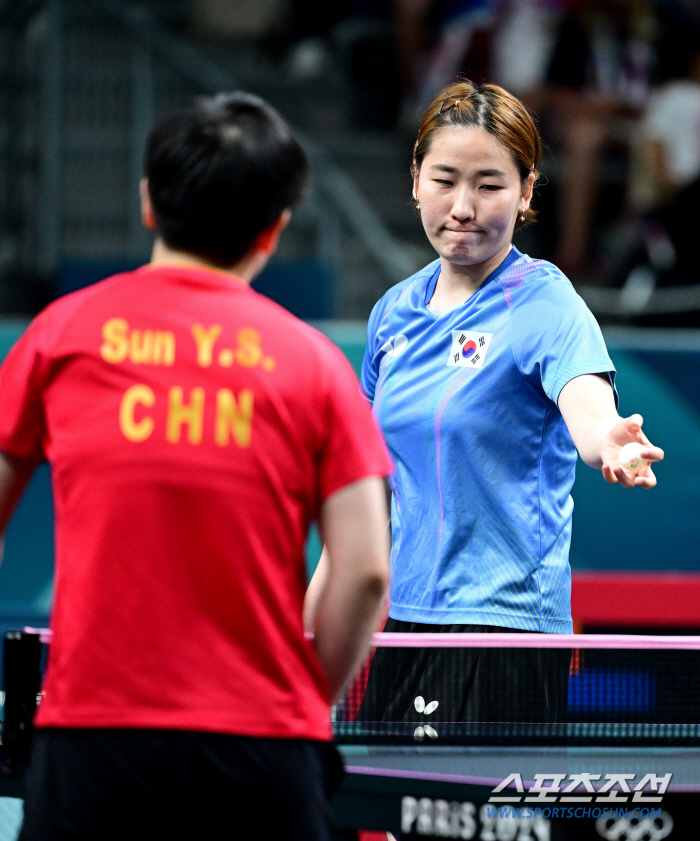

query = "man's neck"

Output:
[[148, 239, 266, 284]]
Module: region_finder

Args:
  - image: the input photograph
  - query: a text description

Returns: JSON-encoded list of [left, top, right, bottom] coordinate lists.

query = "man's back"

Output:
[[0, 263, 382, 739]]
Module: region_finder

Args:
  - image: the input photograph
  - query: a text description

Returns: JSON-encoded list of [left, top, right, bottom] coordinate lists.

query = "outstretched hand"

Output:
[[600, 414, 664, 489]]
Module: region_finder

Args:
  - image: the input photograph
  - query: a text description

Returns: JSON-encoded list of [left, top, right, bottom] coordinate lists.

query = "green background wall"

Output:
[[1, 319, 698, 625]]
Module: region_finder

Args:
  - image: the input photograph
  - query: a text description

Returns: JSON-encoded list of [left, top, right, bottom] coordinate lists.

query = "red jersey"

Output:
[[0, 264, 392, 740]]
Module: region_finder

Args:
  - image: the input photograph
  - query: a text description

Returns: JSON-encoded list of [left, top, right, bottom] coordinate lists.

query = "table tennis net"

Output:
[[333, 633, 700, 747]]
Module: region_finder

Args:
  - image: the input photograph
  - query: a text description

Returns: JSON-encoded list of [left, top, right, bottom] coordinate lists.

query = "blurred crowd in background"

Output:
[[265, 0, 700, 290], [1, 0, 700, 320]]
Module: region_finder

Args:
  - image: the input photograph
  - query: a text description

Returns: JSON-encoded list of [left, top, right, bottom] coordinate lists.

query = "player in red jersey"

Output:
[[0, 92, 391, 840]]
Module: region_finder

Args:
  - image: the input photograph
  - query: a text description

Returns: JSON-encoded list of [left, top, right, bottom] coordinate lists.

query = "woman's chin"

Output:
[[437, 239, 511, 267], [441, 247, 492, 266]]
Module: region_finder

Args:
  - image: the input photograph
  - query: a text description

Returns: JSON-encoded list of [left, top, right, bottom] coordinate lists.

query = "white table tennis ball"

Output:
[[619, 442, 650, 473]]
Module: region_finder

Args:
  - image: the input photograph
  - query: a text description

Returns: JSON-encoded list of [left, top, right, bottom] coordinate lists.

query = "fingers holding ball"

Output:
[[618, 442, 650, 473]]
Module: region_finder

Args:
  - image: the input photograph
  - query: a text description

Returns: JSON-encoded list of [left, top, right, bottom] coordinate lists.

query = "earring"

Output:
[[416, 202, 421, 210], [520, 212, 525, 221]]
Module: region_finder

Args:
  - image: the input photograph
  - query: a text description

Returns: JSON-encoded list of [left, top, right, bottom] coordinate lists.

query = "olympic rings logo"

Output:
[[595, 810, 674, 841]]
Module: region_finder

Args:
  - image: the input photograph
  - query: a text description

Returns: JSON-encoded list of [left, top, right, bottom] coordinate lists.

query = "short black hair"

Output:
[[145, 92, 309, 266]]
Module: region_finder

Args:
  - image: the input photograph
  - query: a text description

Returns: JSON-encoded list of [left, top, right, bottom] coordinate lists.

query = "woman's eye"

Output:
[[434, 179, 453, 186], [481, 184, 502, 191]]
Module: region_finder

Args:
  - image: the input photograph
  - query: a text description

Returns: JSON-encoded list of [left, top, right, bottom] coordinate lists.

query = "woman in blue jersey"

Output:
[[307, 80, 664, 727]]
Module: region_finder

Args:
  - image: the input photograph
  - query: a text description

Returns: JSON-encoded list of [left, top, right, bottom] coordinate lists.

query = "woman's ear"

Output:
[[521, 172, 535, 210]]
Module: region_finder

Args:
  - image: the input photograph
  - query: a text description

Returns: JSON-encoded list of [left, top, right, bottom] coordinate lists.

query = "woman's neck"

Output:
[[430, 244, 512, 310]]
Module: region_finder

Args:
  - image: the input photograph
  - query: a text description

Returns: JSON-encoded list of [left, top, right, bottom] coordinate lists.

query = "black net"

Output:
[[333, 635, 700, 747]]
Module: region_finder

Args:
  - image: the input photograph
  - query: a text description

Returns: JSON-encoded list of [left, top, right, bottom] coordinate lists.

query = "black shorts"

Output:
[[356, 619, 571, 724], [20, 728, 343, 841]]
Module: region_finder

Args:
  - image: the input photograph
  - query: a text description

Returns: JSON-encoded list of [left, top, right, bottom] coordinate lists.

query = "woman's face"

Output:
[[414, 127, 534, 270]]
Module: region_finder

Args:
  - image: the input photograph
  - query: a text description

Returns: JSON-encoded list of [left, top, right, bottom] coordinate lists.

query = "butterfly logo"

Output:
[[413, 695, 439, 741]]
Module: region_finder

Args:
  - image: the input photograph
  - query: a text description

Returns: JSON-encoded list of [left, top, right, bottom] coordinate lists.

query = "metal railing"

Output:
[[0, 0, 419, 318], [96, 0, 417, 281]]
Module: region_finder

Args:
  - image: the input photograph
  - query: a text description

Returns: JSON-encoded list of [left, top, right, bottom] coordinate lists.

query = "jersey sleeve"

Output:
[[360, 296, 384, 404], [0, 315, 49, 461], [510, 275, 617, 407], [318, 341, 393, 500]]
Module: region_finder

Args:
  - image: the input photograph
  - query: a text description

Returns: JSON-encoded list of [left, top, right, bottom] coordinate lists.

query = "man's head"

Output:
[[143, 92, 309, 268]]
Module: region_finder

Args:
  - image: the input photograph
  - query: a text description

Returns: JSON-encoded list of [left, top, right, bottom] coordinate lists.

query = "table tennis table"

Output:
[[0, 746, 694, 841], [331, 745, 700, 840], [2, 629, 699, 840]]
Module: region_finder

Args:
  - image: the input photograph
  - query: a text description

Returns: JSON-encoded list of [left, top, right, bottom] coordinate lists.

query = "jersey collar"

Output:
[[424, 245, 521, 306]]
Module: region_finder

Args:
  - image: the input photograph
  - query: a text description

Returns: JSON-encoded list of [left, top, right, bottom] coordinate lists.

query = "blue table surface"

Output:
[[339, 746, 700, 792]]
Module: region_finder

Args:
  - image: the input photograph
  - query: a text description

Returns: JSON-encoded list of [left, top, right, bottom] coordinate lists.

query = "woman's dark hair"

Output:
[[145, 92, 309, 266], [413, 80, 542, 230]]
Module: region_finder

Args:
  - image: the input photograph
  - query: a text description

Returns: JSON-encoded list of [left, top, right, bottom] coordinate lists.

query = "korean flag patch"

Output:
[[447, 330, 493, 368]]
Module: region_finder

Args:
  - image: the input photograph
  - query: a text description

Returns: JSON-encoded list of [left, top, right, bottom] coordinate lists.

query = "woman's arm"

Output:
[[303, 546, 329, 633], [308, 476, 390, 702], [305, 478, 392, 632], [558, 374, 664, 488]]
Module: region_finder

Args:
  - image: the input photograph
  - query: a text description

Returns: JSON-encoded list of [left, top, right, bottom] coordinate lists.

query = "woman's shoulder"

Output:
[[505, 252, 600, 334], [369, 258, 440, 322], [390, 258, 440, 300], [503, 252, 579, 299]]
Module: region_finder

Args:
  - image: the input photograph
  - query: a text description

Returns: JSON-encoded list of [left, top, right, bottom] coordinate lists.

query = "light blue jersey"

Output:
[[361, 248, 616, 633]]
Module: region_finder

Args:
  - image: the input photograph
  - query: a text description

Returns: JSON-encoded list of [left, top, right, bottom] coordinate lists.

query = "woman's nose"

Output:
[[451, 188, 475, 221]]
